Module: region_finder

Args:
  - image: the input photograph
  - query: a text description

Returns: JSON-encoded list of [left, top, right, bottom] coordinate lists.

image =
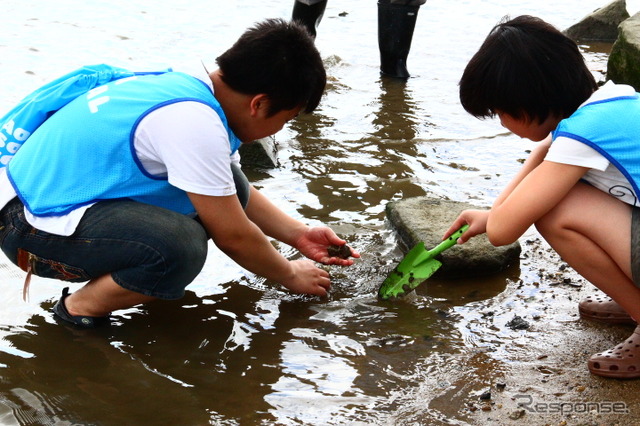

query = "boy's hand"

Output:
[[443, 209, 490, 244], [281, 259, 331, 296], [294, 226, 360, 266]]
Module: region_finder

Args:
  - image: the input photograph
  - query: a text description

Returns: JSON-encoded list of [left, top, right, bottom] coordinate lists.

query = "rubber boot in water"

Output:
[[292, 0, 328, 39], [377, 2, 420, 79]]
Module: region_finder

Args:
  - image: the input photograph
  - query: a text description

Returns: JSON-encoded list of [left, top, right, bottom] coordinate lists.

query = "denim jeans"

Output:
[[0, 197, 209, 299], [0, 162, 250, 299]]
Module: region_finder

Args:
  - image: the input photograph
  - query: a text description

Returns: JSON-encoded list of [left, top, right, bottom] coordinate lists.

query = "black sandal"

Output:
[[52, 287, 110, 328]]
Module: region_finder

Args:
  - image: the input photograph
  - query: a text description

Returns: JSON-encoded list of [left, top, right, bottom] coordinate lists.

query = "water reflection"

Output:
[[0, 271, 496, 425], [288, 76, 430, 223], [371, 76, 424, 142], [0, 314, 209, 425], [0, 287, 327, 424]]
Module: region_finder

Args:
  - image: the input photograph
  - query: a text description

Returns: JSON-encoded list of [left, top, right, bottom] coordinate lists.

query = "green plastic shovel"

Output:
[[378, 224, 469, 300]]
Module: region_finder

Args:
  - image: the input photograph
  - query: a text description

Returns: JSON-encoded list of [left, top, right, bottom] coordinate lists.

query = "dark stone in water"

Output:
[[239, 137, 278, 168], [328, 244, 352, 259], [563, 0, 629, 42], [506, 315, 530, 330]]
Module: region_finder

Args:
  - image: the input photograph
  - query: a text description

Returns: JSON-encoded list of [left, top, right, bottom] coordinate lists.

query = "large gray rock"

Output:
[[564, 0, 629, 42], [239, 137, 279, 168], [386, 197, 521, 279], [607, 11, 640, 91]]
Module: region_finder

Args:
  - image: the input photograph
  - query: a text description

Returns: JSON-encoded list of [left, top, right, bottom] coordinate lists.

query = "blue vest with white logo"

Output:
[[0, 64, 139, 167], [552, 93, 640, 196], [7, 71, 241, 217]]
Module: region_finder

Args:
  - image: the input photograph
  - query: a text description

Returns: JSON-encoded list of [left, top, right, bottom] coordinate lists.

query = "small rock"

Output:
[[564, 0, 629, 42], [239, 137, 278, 168], [367, 334, 413, 347], [327, 244, 352, 259], [506, 315, 530, 330], [480, 390, 492, 400], [508, 409, 526, 420], [436, 309, 450, 318]]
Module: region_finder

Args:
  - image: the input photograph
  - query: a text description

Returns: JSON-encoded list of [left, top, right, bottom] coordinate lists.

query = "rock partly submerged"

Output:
[[562, 0, 640, 91], [564, 0, 629, 42], [385, 197, 521, 279], [238, 136, 279, 169]]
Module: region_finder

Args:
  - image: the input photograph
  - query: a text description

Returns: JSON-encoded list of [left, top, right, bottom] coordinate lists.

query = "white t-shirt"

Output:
[[0, 62, 240, 235], [545, 81, 639, 206]]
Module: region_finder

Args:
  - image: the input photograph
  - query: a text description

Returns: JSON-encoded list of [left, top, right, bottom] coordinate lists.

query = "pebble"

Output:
[[327, 244, 352, 259], [506, 315, 530, 330], [508, 409, 526, 420], [479, 390, 491, 400]]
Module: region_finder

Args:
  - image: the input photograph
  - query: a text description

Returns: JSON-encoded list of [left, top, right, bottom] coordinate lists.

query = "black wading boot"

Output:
[[378, 1, 420, 79], [291, 0, 328, 39]]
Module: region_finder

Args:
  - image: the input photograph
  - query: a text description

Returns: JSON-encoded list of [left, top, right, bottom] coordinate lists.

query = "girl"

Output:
[[445, 15, 640, 379]]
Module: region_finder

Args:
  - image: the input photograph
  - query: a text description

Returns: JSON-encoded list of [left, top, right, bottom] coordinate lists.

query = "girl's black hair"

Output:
[[459, 15, 598, 123]]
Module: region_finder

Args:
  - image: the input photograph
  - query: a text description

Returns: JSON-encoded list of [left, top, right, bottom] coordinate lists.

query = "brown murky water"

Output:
[[0, 0, 633, 424]]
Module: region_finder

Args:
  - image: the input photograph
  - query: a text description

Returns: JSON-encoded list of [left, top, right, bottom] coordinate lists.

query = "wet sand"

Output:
[[407, 234, 640, 426]]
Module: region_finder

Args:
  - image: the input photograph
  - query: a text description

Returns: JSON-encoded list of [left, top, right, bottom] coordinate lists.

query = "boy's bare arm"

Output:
[[244, 187, 359, 265], [187, 192, 331, 295], [243, 187, 308, 247], [189, 192, 293, 279]]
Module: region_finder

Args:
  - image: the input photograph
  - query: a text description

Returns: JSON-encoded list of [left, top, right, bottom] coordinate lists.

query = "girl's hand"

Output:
[[294, 226, 360, 266], [443, 209, 490, 244]]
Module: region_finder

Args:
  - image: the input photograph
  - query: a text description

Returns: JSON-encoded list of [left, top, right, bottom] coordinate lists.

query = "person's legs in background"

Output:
[[291, 0, 426, 79], [377, 0, 426, 79], [291, 0, 327, 39]]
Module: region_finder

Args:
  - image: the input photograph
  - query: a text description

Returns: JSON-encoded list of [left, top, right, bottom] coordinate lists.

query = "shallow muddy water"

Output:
[[0, 1, 638, 424]]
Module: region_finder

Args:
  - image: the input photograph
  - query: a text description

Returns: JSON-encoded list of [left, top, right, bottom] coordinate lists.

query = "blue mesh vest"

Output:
[[7, 71, 241, 217], [552, 93, 640, 196]]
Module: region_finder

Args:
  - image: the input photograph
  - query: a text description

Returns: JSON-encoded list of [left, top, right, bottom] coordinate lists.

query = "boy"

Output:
[[444, 15, 640, 378], [0, 18, 358, 328]]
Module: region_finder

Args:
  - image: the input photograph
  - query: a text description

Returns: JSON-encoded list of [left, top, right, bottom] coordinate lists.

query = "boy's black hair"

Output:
[[459, 15, 598, 123], [216, 18, 326, 116]]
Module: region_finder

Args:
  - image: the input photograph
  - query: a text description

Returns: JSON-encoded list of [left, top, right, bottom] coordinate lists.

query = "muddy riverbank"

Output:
[[399, 233, 640, 425]]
